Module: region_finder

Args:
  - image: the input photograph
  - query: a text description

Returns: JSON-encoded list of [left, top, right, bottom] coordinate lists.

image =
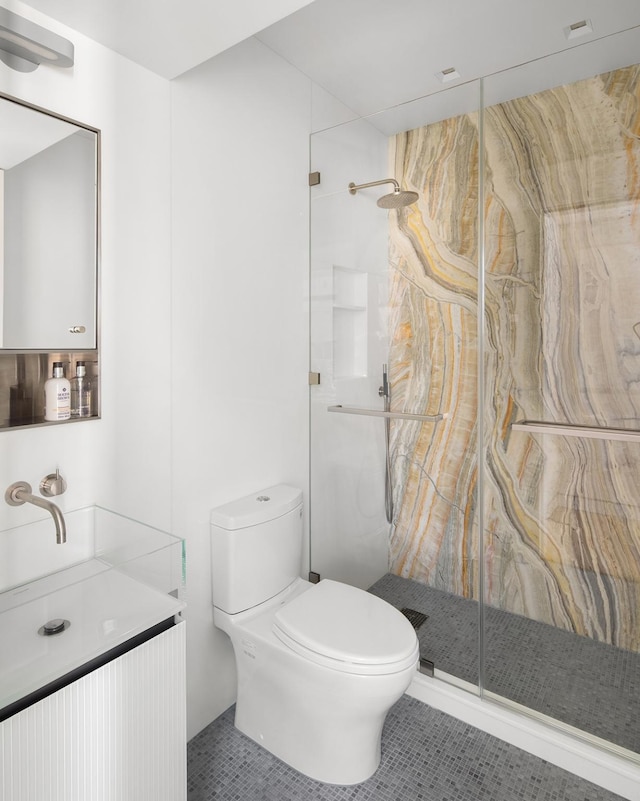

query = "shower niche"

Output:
[[332, 265, 368, 380]]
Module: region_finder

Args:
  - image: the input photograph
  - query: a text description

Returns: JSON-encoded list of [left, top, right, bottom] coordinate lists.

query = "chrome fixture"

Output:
[[418, 657, 435, 677], [5, 480, 67, 544], [378, 364, 394, 524], [328, 406, 446, 422], [0, 8, 74, 73], [40, 468, 67, 498], [348, 179, 419, 209], [38, 618, 71, 636], [511, 420, 640, 443]]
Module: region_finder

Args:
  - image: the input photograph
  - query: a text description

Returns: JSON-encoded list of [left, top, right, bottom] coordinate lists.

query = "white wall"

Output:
[[0, 6, 313, 741], [0, 2, 172, 575], [171, 37, 311, 738]]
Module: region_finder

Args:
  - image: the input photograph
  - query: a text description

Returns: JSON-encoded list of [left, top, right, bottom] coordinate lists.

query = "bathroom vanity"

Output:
[[0, 507, 186, 801]]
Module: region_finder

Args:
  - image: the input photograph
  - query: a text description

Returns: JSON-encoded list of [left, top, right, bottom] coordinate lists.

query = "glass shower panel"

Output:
[[309, 114, 391, 590], [309, 82, 482, 690], [482, 30, 640, 757]]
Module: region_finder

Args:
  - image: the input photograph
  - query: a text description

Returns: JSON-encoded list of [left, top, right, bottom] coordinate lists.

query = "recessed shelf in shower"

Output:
[[332, 265, 367, 379]]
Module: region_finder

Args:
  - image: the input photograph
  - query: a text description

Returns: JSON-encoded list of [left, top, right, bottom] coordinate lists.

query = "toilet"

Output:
[[211, 484, 419, 785]]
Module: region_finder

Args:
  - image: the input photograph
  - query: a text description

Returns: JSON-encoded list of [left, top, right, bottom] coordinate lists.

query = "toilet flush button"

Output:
[[256, 496, 270, 502]]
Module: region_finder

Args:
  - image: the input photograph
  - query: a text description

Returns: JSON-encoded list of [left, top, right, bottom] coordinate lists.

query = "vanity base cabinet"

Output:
[[0, 620, 186, 801]]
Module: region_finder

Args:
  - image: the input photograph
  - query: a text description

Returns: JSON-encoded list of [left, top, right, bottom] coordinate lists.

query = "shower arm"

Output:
[[349, 179, 400, 195]]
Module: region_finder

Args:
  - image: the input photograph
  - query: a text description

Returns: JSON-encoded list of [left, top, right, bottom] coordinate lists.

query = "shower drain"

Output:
[[400, 608, 428, 630]]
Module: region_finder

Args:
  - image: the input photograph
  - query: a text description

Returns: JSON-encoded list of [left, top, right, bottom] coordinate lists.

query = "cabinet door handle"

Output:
[[69, 325, 86, 333]]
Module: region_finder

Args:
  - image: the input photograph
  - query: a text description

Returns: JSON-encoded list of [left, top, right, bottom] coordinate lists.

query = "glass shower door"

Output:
[[309, 82, 483, 691], [309, 114, 391, 591], [481, 34, 640, 757]]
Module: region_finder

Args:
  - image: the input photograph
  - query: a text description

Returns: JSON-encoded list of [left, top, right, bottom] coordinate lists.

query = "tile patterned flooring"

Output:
[[189, 574, 637, 800], [368, 574, 640, 754], [187, 696, 624, 800]]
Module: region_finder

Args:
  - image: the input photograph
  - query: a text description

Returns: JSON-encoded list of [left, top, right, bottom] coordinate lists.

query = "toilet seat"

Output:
[[272, 579, 419, 676]]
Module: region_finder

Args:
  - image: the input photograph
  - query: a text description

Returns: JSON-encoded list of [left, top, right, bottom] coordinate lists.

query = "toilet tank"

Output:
[[210, 484, 303, 614]]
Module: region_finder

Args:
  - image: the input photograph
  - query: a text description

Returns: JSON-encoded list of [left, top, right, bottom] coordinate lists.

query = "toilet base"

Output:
[[215, 581, 417, 785], [234, 662, 396, 785], [235, 672, 402, 785]]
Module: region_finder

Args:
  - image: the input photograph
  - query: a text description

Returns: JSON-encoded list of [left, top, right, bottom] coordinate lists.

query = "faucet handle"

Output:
[[40, 469, 67, 497]]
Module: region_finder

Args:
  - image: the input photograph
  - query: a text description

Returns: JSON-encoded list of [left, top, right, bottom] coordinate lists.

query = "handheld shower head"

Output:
[[348, 178, 418, 209]]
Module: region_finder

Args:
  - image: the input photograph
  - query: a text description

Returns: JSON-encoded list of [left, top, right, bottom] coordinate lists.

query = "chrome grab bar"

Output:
[[328, 405, 447, 422], [511, 420, 640, 443]]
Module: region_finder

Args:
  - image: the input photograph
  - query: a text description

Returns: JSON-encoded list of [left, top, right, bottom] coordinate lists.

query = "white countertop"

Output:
[[0, 559, 185, 711]]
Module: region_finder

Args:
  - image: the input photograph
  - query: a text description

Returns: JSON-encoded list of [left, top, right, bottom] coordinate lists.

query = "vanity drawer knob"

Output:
[[69, 325, 86, 333]]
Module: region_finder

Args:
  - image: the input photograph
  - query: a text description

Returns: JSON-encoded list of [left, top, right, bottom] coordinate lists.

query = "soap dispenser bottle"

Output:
[[70, 360, 92, 418], [44, 362, 71, 421]]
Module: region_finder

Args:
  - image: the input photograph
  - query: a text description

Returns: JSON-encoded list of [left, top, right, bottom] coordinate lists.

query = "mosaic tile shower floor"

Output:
[[368, 574, 640, 753], [187, 695, 623, 801]]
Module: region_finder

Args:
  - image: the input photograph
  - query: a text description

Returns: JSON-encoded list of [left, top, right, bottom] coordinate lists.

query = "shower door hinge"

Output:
[[308, 571, 321, 584], [418, 657, 434, 677], [308, 171, 321, 186], [308, 371, 321, 385]]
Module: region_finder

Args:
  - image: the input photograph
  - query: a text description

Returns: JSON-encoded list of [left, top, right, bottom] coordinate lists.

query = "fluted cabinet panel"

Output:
[[0, 622, 186, 801]]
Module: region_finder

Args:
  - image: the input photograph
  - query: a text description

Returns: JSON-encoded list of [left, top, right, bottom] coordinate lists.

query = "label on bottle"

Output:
[[55, 386, 70, 419], [45, 378, 71, 421]]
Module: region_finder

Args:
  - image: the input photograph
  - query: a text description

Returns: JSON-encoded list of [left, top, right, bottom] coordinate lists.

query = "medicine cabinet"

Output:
[[0, 93, 100, 430]]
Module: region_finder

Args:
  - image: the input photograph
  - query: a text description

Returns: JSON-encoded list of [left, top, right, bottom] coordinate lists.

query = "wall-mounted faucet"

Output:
[[39, 468, 67, 498], [5, 475, 67, 544]]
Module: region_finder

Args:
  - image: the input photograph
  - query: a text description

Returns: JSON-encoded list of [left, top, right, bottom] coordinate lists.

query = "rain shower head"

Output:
[[348, 178, 418, 209], [377, 188, 420, 209]]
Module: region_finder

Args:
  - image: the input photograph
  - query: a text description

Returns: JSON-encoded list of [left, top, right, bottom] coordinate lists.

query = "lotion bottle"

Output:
[[70, 360, 92, 418], [44, 362, 71, 421]]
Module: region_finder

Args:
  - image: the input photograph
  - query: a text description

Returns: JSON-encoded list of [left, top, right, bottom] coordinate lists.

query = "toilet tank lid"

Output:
[[210, 484, 302, 530]]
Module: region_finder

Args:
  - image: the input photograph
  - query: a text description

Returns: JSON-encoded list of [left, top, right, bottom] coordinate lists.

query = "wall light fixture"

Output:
[[0, 8, 74, 73]]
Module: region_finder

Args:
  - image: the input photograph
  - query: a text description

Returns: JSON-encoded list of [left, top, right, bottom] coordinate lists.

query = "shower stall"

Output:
[[309, 26, 640, 762]]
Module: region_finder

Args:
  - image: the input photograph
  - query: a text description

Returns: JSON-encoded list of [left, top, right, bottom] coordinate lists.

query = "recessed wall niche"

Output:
[[332, 265, 368, 379], [0, 352, 99, 429]]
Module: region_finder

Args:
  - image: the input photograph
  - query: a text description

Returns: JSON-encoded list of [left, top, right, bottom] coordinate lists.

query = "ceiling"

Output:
[[15, 0, 640, 118], [14, 0, 317, 79], [257, 0, 640, 118]]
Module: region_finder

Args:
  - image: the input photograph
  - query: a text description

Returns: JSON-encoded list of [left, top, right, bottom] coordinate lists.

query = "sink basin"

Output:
[[0, 506, 185, 713]]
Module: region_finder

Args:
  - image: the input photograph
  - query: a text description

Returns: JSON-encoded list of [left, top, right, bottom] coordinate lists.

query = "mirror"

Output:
[[0, 95, 98, 350]]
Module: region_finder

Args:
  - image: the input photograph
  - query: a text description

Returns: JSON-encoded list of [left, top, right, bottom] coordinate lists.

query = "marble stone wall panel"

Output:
[[387, 116, 479, 602], [389, 64, 640, 651]]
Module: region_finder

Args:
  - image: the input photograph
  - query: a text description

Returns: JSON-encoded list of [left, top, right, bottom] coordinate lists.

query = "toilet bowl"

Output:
[[211, 485, 419, 785]]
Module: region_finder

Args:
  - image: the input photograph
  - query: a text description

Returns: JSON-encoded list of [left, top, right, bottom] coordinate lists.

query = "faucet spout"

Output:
[[5, 481, 67, 544]]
